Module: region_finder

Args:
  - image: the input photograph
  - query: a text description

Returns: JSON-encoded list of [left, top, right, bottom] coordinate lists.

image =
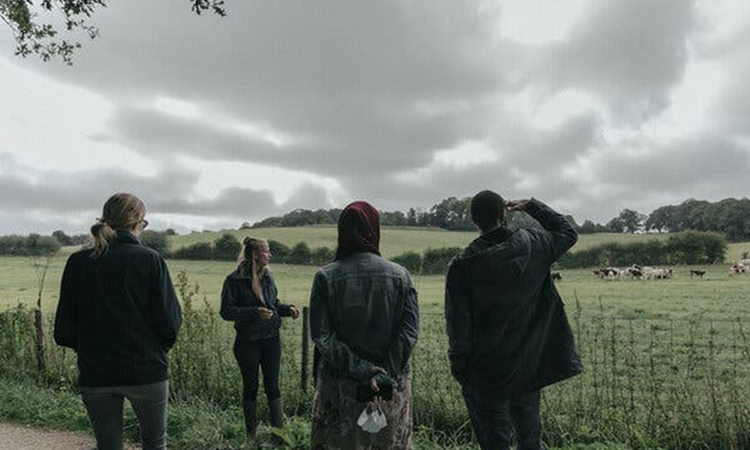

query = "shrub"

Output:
[[140, 231, 170, 256], [422, 247, 462, 275], [171, 242, 214, 260], [287, 242, 311, 265], [25, 234, 61, 256], [310, 247, 334, 266], [268, 240, 290, 261], [392, 251, 423, 274], [213, 233, 241, 261], [0, 234, 60, 256]]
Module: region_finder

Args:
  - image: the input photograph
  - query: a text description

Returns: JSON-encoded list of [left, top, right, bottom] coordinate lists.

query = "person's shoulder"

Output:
[[382, 257, 413, 278], [225, 268, 243, 281], [65, 248, 93, 268]]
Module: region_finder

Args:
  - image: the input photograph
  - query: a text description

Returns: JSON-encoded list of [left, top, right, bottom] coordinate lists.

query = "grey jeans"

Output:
[[80, 380, 169, 450]]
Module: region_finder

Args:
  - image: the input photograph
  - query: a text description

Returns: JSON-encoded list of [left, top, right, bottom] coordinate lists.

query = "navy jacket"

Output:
[[54, 231, 182, 387], [445, 199, 583, 394], [220, 269, 295, 341]]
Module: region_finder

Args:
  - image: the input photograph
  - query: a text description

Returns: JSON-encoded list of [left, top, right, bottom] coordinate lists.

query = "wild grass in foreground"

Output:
[[0, 378, 635, 450]]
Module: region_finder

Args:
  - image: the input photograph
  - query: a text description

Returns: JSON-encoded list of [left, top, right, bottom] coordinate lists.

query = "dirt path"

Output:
[[0, 422, 139, 450]]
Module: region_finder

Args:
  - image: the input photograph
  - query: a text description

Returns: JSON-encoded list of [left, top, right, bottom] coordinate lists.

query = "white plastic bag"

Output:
[[357, 402, 387, 434]]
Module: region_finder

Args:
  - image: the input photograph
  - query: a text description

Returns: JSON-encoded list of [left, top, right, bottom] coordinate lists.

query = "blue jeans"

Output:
[[80, 380, 169, 450], [462, 386, 545, 450]]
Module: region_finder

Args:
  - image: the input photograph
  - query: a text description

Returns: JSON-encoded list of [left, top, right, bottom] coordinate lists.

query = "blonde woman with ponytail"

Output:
[[220, 237, 300, 443], [54, 193, 182, 450]]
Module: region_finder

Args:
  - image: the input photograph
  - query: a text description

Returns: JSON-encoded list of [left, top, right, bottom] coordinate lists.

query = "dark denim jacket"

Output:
[[310, 252, 420, 384], [220, 269, 294, 341]]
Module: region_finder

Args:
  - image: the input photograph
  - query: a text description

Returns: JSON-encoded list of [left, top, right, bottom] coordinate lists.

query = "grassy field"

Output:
[[3, 256, 750, 321], [2, 227, 750, 449]]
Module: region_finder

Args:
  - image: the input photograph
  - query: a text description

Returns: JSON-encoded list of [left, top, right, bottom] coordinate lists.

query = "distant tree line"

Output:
[[169, 234, 337, 265], [248, 196, 750, 242], [645, 198, 750, 242], [557, 231, 727, 268], [0, 234, 61, 256]]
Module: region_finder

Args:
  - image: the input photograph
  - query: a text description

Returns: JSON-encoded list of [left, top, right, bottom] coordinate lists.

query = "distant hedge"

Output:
[[0, 234, 61, 256], [557, 231, 727, 268]]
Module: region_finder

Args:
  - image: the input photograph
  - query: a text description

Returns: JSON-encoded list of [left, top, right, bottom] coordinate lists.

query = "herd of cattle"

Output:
[[584, 259, 750, 280]]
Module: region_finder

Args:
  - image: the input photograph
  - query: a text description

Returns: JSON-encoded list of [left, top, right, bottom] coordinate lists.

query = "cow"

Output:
[[729, 263, 747, 276], [625, 265, 643, 279], [690, 269, 707, 278], [641, 267, 673, 280], [551, 272, 562, 281]]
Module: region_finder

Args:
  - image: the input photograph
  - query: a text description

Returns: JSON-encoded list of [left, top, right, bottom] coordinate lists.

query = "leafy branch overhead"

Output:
[[0, 0, 226, 65]]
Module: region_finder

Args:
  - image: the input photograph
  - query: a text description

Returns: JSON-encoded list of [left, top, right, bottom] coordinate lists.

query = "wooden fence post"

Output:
[[301, 306, 310, 392]]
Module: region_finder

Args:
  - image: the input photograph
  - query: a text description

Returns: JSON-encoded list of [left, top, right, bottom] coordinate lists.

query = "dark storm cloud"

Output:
[[536, 0, 697, 121], [3, 0, 750, 233], [0, 155, 277, 228]]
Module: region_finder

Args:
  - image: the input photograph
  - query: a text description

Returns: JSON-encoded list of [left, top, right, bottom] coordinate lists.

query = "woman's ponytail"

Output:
[[90, 219, 116, 258], [89, 193, 146, 258]]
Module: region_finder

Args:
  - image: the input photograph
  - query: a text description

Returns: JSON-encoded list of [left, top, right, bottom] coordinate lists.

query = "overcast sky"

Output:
[[1, 0, 749, 234]]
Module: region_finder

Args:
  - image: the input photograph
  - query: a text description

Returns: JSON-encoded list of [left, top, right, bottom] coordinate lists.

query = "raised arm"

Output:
[[514, 198, 578, 263], [309, 271, 376, 383]]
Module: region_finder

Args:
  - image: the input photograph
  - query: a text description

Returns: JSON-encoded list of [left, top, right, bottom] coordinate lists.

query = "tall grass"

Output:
[[1, 271, 748, 449]]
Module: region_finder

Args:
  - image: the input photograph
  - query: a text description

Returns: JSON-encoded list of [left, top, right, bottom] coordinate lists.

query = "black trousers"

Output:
[[233, 336, 282, 404], [462, 386, 545, 450]]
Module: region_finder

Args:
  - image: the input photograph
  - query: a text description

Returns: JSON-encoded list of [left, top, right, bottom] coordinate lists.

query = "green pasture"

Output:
[[2, 255, 749, 324], [2, 227, 750, 449]]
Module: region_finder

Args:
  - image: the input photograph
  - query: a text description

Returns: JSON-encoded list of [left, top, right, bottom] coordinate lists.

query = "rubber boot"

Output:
[[242, 398, 258, 441], [269, 397, 284, 446]]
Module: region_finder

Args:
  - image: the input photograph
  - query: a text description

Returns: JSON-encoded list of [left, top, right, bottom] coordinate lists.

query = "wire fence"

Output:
[[1, 301, 748, 449]]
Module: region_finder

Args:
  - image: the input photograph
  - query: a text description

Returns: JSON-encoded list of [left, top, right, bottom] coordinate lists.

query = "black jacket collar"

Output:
[[115, 230, 142, 245]]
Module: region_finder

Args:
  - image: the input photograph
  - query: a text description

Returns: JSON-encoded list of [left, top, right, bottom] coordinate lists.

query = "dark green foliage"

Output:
[[646, 198, 750, 241], [0, 234, 60, 256], [422, 247, 462, 275], [165, 228, 178, 236], [310, 247, 334, 266], [3, 0, 226, 65], [213, 233, 241, 262], [171, 242, 214, 260], [606, 209, 646, 234], [51, 230, 73, 246], [268, 240, 290, 260], [287, 242, 311, 265], [140, 230, 170, 257], [557, 231, 727, 268], [391, 251, 423, 274]]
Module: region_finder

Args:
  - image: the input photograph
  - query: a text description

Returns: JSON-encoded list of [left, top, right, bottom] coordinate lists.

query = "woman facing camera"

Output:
[[54, 193, 182, 450], [310, 201, 420, 450], [220, 237, 300, 440]]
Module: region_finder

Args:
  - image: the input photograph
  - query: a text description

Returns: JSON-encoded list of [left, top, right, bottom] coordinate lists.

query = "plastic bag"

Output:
[[357, 402, 387, 434]]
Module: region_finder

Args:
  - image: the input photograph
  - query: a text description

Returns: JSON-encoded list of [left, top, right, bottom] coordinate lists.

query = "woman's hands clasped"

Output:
[[257, 307, 274, 320], [258, 306, 301, 320]]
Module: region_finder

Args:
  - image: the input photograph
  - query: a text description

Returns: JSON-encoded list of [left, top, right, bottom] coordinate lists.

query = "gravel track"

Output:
[[0, 422, 139, 450]]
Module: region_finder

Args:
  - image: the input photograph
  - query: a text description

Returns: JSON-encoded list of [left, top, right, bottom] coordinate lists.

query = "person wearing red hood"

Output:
[[309, 201, 420, 450]]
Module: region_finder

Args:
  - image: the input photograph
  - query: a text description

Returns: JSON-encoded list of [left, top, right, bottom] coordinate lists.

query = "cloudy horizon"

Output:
[[1, 0, 749, 235]]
